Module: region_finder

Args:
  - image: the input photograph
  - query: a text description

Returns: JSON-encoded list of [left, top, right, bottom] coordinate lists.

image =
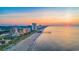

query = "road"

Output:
[[7, 33, 41, 51], [7, 26, 79, 51], [6, 28, 44, 51]]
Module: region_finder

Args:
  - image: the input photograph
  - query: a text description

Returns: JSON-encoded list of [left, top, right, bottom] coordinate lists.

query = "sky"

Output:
[[0, 7, 79, 25]]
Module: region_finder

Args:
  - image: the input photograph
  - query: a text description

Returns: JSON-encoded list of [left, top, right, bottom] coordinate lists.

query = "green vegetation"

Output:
[[0, 30, 37, 51]]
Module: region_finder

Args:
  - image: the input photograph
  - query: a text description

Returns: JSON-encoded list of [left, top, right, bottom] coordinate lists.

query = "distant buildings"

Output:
[[37, 25, 42, 29], [10, 27, 20, 37], [0, 23, 45, 45], [32, 23, 37, 30], [9, 25, 33, 37], [0, 23, 44, 40]]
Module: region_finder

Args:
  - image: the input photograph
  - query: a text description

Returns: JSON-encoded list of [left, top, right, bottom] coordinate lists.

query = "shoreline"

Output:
[[6, 28, 45, 51], [3, 31, 37, 51], [6, 33, 41, 51]]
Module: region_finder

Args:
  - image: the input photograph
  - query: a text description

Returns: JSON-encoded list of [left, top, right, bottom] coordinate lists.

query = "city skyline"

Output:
[[0, 7, 79, 25]]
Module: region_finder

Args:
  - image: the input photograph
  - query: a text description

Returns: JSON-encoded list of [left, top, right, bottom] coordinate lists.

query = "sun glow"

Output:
[[63, 10, 73, 23], [0, 8, 79, 25]]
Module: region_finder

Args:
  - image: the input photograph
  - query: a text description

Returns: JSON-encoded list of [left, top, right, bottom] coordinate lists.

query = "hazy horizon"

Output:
[[0, 7, 79, 25]]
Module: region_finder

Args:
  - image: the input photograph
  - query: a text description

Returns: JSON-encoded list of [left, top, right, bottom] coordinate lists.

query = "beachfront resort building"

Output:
[[32, 23, 37, 30]]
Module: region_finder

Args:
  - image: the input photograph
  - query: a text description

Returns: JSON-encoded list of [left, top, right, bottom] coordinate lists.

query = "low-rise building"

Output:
[[0, 40, 5, 45], [0, 40, 11, 45]]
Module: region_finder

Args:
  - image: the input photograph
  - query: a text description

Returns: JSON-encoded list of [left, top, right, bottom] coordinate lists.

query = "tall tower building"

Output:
[[32, 23, 37, 30]]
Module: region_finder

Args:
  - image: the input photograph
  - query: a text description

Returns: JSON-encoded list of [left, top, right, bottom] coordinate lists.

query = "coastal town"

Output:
[[1, 7, 79, 51], [0, 23, 46, 50]]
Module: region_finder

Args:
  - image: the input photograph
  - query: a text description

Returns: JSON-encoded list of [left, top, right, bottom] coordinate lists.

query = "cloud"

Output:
[[0, 8, 79, 25]]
